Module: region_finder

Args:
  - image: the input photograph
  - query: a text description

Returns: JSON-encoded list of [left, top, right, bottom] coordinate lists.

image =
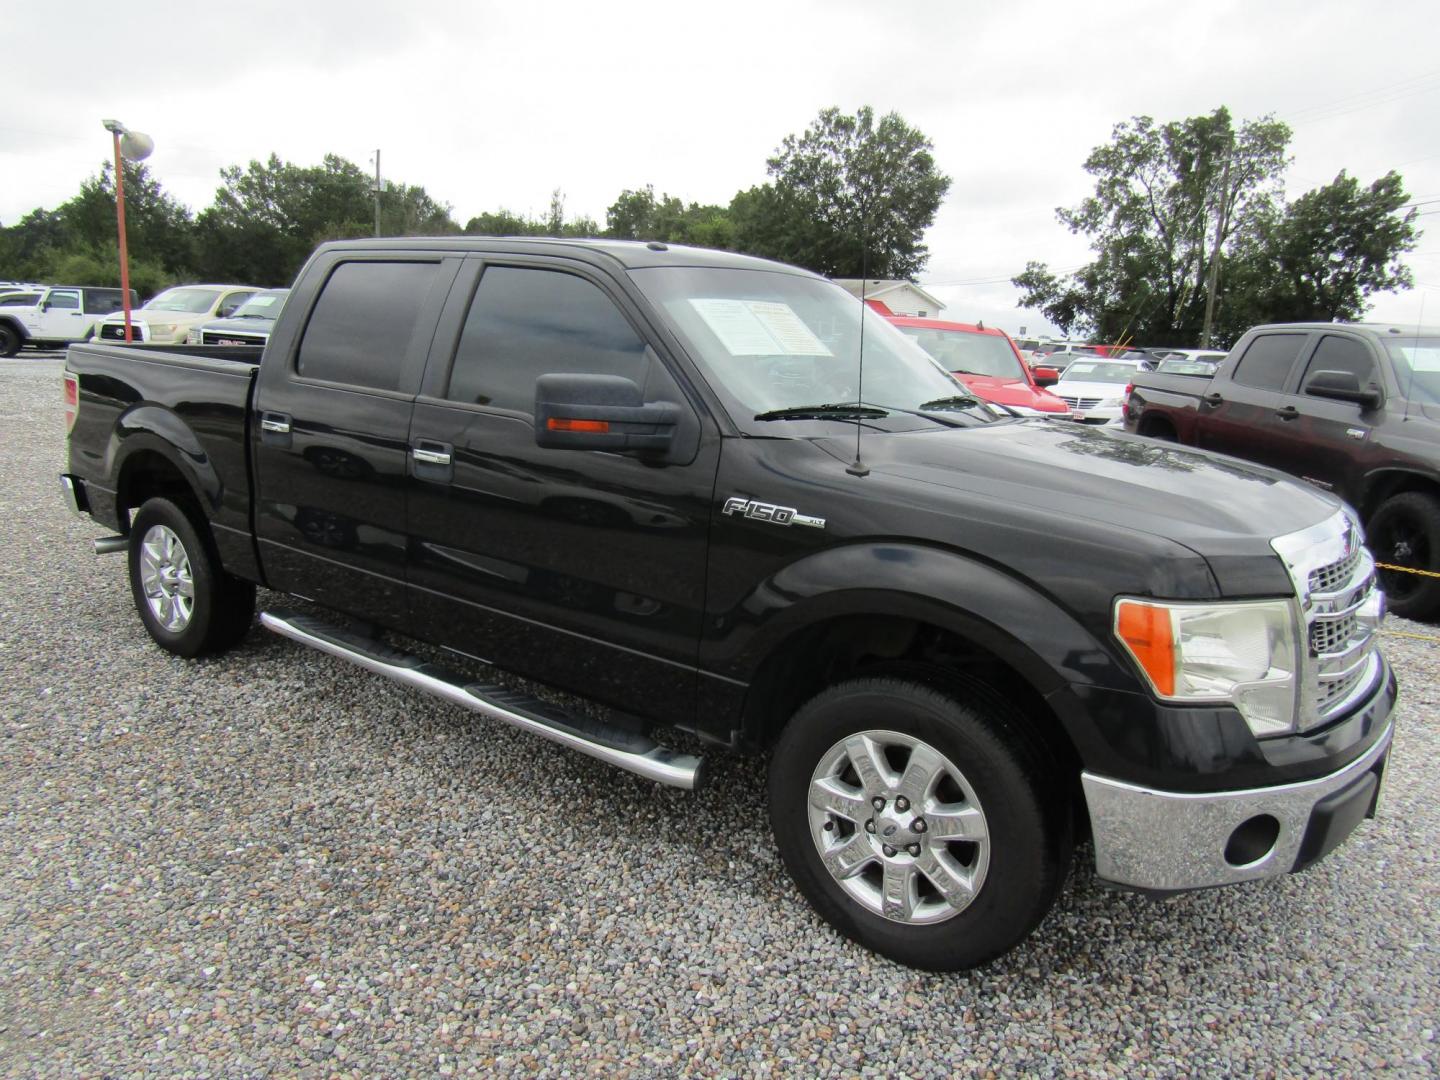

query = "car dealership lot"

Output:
[[2, 354, 1437, 1077]]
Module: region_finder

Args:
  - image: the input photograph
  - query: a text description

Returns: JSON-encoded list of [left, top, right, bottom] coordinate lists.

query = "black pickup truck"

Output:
[[1125, 322, 1440, 619], [61, 239, 1396, 970]]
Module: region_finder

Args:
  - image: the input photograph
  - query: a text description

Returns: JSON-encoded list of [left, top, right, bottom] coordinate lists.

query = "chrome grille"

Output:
[[1309, 545, 1361, 596], [1058, 395, 1103, 410], [1271, 512, 1384, 733], [1310, 613, 1356, 655]]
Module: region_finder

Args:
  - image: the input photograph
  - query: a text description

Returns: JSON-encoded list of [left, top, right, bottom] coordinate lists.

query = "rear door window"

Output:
[[296, 261, 440, 391], [1230, 333, 1308, 391]]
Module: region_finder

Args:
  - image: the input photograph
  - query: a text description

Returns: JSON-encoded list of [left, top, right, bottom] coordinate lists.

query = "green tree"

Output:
[[59, 160, 196, 276], [1220, 170, 1419, 336], [603, 185, 733, 247], [732, 106, 950, 279], [193, 153, 459, 284], [1015, 108, 1290, 344], [464, 189, 596, 239]]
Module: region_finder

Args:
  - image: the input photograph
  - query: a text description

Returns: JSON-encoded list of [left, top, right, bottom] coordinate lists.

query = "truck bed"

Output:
[[64, 340, 264, 580]]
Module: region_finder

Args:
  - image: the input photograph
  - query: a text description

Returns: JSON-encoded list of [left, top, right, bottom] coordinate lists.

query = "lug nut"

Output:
[[911, 818, 927, 833], [895, 796, 910, 812], [872, 796, 886, 811], [823, 820, 834, 831], [865, 820, 876, 833], [883, 845, 898, 858], [906, 843, 921, 856]]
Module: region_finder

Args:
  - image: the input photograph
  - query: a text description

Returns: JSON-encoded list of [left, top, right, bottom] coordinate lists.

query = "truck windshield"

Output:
[[893, 326, 1025, 380], [229, 290, 288, 319], [1388, 337, 1440, 404], [144, 288, 221, 314], [629, 267, 981, 424]]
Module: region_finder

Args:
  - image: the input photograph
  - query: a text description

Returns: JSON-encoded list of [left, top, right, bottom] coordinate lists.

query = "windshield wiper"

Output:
[[754, 403, 890, 421], [918, 395, 985, 412]]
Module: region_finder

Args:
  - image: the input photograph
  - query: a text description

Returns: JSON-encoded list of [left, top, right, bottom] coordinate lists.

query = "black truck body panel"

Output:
[[62, 241, 1396, 805]]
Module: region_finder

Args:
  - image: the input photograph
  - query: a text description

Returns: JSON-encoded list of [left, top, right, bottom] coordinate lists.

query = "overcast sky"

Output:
[[7, 0, 1438, 337]]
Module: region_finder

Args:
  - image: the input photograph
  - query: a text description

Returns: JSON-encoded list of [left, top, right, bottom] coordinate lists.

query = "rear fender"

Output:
[[108, 407, 221, 515]]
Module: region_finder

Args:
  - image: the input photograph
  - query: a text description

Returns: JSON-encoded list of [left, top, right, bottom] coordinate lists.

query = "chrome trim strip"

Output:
[[259, 612, 703, 790], [1082, 719, 1392, 891]]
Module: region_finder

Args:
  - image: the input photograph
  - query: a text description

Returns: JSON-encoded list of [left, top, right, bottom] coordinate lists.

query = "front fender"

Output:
[[704, 541, 1133, 697]]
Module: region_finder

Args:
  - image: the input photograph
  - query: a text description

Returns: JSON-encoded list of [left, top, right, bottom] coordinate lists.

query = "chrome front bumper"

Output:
[[1082, 718, 1393, 892]]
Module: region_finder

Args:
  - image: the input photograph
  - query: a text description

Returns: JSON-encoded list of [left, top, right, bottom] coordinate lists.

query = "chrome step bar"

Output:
[[94, 535, 128, 555], [259, 610, 704, 790]]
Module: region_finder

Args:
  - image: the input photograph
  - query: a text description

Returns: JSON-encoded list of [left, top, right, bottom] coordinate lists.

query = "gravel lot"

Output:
[[2, 352, 1437, 1077]]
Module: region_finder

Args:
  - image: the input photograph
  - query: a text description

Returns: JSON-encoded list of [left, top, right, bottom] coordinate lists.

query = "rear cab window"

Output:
[[296, 261, 442, 391], [1230, 333, 1309, 391]]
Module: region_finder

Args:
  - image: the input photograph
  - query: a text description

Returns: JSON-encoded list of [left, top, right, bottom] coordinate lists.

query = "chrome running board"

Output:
[[259, 610, 704, 789]]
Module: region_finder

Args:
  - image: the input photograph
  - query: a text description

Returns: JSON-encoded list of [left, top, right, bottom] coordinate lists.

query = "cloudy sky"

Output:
[[7, 0, 1438, 336]]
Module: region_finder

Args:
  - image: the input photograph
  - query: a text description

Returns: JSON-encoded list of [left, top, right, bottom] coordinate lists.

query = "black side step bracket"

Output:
[[259, 610, 704, 789]]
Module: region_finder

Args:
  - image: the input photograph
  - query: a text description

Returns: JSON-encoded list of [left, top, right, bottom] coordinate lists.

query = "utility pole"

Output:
[[373, 149, 382, 237], [1201, 149, 1232, 349]]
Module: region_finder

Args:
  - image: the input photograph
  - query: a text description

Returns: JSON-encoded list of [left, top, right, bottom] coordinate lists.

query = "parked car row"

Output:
[[0, 280, 286, 356]]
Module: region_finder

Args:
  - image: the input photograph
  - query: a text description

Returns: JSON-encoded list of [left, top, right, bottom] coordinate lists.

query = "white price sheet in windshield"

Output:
[[689, 298, 832, 357]]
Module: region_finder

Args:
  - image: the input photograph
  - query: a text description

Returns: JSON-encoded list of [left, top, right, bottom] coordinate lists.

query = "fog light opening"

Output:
[[1225, 814, 1281, 867]]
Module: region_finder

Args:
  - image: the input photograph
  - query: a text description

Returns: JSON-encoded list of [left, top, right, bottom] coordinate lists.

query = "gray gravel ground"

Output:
[[2, 353, 1437, 1078]]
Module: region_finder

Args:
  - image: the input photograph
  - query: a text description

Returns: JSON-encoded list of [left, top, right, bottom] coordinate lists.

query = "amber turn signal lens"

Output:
[[1115, 600, 1176, 696], [546, 417, 609, 433]]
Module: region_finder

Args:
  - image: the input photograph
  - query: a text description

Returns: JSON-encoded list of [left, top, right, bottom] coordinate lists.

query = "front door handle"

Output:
[[260, 411, 292, 446], [1275, 405, 1299, 421], [412, 446, 451, 466], [1202, 392, 1224, 408]]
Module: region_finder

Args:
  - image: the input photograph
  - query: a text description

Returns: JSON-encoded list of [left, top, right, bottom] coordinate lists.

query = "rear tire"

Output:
[[127, 497, 256, 657], [0, 324, 20, 358], [768, 676, 1070, 971], [1368, 492, 1440, 621]]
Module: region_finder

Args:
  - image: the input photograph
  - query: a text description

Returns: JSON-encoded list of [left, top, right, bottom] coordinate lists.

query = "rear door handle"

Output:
[[1202, 392, 1224, 408], [411, 439, 454, 481], [1274, 405, 1299, 421]]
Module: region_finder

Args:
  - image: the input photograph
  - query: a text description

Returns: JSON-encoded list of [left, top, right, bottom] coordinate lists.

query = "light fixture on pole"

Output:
[[101, 119, 154, 343]]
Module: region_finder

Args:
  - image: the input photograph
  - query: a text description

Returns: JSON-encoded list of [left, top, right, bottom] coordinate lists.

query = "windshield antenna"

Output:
[[846, 219, 871, 478]]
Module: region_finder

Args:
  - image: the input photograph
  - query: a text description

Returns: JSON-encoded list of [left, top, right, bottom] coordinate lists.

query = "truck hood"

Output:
[[817, 418, 1339, 559]]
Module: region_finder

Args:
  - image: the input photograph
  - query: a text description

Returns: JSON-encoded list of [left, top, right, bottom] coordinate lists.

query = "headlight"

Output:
[[1096, 397, 1125, 409], [152, 322, 179, 336], [1114, 598, 1299, 737], [185, 329, 201, 345]]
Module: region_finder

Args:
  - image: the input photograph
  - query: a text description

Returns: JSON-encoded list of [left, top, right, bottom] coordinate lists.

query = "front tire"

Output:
[[0, 324, 20, 358], [768, 676, 1070, 971], [1368, 492, 1440, 621], [127, 497, 256, 657]]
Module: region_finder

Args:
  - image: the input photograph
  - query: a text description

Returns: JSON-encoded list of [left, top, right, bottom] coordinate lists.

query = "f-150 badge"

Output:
[[722, 496, 826, 529]]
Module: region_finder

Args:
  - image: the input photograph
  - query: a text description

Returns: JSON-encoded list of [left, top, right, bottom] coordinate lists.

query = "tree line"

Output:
[[0, 106, 949, 299], [0, 103, 1420, 348]]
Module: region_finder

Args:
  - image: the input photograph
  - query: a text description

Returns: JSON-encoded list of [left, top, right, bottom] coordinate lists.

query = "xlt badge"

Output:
[[722, 496, 826, 530]]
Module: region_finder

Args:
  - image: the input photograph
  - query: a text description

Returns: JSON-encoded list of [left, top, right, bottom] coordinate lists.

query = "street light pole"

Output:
[[101, 119, 153, 344]]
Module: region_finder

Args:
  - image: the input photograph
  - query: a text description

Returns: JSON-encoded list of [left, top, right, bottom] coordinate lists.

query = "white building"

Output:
[[832, 279, 945, 318]]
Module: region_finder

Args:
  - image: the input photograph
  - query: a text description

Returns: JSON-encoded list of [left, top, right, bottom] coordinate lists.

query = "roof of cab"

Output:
[[310, 236, 823, 277]]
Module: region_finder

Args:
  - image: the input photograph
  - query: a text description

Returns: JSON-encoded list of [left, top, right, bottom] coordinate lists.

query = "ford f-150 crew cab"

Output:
[[1126, 322, 1440, 620], [61, 240, 1397, 970]]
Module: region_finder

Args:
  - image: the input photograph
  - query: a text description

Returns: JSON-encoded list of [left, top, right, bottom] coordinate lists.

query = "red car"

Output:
[[887, 316, 1070, 417]]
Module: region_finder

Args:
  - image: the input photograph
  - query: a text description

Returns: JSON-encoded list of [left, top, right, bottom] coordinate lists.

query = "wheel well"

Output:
[[1136, 413, 1177, 439], [1361, 473, 1440, 522], [116, 451, 202, 531], [743, 615, 1081, 778]]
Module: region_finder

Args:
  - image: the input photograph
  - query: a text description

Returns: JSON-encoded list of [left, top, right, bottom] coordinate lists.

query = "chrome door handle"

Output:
[[412, 447, 451, 466], [260, 415, 291, 435]]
